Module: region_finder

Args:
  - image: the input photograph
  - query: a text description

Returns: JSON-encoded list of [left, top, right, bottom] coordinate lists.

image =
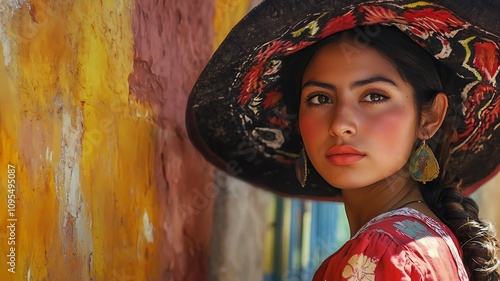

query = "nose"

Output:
[[329, 102, 357, 137]]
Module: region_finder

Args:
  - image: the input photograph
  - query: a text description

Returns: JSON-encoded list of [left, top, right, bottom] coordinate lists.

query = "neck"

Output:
[[341, 170, 423, 236]]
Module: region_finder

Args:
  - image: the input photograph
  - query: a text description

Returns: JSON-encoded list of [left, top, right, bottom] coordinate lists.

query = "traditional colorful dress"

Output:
[[313, 208, 469, 281]]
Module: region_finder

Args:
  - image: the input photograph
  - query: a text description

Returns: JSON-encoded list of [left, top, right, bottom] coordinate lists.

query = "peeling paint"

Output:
[[0, 0, 158, 279], [0, 0, 27, 66], [55, 107, 93, 278], [143, 210, 154, 243], [4, 0, 26, 10], [60, 109, 83, 218], [0, 0, 219, 279], [46, 146, 53, 161], [0, 25, 11, 66]]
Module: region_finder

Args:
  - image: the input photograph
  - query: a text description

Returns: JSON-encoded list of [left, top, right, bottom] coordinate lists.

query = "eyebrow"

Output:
[[301, 76, 399, 91]]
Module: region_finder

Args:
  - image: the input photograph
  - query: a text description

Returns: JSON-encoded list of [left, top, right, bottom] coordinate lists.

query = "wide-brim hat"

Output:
[[186, 0, 500, 201]]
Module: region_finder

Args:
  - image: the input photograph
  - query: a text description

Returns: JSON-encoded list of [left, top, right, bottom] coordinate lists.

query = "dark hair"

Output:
[[288, 25, 500, 280]]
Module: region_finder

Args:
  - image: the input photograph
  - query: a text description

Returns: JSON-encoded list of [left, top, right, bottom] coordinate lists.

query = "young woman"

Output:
[[186, 0, 500, 279], [296, 26, 498, 280]]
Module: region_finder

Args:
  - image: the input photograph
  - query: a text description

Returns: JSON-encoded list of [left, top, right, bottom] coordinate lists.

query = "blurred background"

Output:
[[0, 0, 498, 280]]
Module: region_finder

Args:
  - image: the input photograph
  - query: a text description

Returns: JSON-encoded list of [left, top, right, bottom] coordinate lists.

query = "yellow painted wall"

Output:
[[0, 1, 161, 280], [213, 0, 253, 50]]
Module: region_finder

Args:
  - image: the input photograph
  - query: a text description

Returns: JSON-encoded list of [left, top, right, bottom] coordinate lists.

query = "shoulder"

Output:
[[313, 226, 425, 280], [313, 209, 465, 281]]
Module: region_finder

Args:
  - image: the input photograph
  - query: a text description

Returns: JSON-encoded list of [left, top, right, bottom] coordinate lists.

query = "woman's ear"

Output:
[[418, 93, 448, 139]]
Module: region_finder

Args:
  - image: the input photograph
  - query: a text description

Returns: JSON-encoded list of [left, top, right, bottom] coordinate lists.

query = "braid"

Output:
[[419, 94, 500, 280]]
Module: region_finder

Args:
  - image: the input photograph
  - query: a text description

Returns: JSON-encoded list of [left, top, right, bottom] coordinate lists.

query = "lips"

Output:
[[326, 145, 365, 166]]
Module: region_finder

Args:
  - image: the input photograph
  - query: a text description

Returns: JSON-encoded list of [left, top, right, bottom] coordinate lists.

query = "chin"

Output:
[[323, 178, 371, 190]]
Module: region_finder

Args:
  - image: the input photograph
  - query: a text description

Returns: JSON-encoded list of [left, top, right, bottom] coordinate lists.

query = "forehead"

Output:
[[303, 38, 401, 81]]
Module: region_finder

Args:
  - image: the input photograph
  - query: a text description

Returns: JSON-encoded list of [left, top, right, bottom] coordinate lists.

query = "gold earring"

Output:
[[295, 148, 308, 188], [409, 140, 440, 184]]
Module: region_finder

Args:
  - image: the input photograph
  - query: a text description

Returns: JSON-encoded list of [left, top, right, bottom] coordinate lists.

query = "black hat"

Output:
[[186, 0, 500, 200]]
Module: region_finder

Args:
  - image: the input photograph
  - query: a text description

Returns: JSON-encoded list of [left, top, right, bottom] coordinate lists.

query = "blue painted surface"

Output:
[[264, 198, 349, 281]]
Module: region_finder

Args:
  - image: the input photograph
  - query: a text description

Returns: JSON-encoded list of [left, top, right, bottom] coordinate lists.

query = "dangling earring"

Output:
[[295, 148, 308, 188], [409, 139, 440, 184]]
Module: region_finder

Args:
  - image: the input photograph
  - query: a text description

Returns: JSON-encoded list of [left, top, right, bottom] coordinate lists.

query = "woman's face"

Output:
[[299, 38, 419, 189]]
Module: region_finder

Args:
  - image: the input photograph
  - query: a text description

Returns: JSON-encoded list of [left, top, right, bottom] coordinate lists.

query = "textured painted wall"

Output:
[[207, 1, 274, 280], [0, 0, 156, 279], [0, 0, 215, 280], [209, 174, 271, 281], [472, 174, 500, 233], [130, 0, 216, 279]]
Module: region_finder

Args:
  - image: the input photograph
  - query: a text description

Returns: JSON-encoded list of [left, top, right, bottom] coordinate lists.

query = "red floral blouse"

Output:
[[313, 208, 469, 281]]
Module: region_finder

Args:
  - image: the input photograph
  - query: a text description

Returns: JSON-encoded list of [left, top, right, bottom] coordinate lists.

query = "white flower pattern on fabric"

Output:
[[342, 254, 378, 281], [419, 236, 440, 258]]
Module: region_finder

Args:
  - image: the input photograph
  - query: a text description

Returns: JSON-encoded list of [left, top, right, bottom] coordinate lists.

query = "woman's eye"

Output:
[[305, 94, 332, 105], [362, 93, 389, 103]]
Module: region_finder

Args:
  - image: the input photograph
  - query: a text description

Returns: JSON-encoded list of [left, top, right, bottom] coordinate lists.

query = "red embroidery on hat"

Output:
[[238, 40, 291, 104], [474, 42, 499, 82], [284, 40, 316, 55], [268, 115, 289, 128], [239, 41, 293, 105], [359, 5, 399, 25], [402, 8, 464, 38], [239, 62, 264, 104], [263, 90, 283, 109], [458, 84, 498, 151], [256, 40, 288, 61], [239, 39, 315, 106], [319, 11, 356, 39]]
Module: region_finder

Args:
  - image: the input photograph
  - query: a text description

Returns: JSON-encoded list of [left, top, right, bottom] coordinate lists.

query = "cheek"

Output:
[[299, 113, 324, 143], [367, 106, 417, 149]]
